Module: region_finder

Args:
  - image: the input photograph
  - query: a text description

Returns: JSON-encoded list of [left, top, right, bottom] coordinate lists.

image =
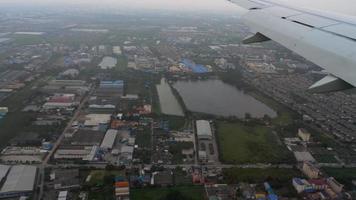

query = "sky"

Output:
[[1, 0, 356, 16]]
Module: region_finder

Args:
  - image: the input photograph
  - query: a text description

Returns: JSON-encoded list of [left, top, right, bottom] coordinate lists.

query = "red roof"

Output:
[[309, 179, 327, 185]]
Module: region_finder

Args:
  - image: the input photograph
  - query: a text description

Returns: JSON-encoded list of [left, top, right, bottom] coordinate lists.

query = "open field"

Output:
[[216, 121, 294, 164], [130, 186, 205, 200], [87, 170, 125, 185], [11, 34, 45, 45]]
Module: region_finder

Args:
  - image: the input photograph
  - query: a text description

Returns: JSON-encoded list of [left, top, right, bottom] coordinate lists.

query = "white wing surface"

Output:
[[230, 0, 356, 92]]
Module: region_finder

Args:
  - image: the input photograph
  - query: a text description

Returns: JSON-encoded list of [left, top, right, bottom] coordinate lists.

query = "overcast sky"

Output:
[[2, 0, 356, 15]]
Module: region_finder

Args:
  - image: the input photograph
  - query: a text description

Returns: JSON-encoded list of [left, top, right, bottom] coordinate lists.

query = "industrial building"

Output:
[[101, 129, 118, 150], [96, 80, 124, 97], [196, 120, 213, 140], [0, 165, 10, 183], [83, 114, 111, 128], [42, 79, 89, 95], [0, 165, 37, 199], [88, 96, 117, 113], [43, 93, 77, 110], [54, 146, 98, 161]]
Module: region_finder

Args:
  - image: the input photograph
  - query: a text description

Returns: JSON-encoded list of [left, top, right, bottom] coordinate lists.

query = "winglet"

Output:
[[228, 0, 269, 10], [308, 75, 354, 93], [242, 32, 271, 44]]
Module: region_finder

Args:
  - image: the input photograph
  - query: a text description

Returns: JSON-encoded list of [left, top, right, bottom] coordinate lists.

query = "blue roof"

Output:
[[268, 194, 278, 200], [100, 80, 124, 88], [181, 59, 209, 73], [100, 80, 124, 85]]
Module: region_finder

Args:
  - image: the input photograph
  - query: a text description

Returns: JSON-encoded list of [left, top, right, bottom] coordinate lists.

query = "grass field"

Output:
[[130, 186, 205, 200], [11, 35, 45, 45], [217, 121, 293, 164]]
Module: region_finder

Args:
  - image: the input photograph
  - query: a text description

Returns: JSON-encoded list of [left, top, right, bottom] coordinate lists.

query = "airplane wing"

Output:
[[229, 0, 356, 92]]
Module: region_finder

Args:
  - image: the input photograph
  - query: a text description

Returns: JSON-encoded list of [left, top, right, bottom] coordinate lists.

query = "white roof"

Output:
[[196, 120, 212, 138], [294, 151, 316, 162], [100, 129, 118, 149], [58, 191, 68, 198], [121, 145, 134, 154], [0, 165, 10, 181], [0, 165, 37, 193], [84, 114, 111, 126]]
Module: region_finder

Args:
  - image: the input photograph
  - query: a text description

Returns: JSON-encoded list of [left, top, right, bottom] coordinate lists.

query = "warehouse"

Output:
[[54, 146, 98, 161], [84, 114, 111, 128], [101, 129, 118, 150], [0, 165, 37, 199], [196, 120, 213, 140], [96, 80, 124, 97], [0, 165, 10, 183], [42, 93, 77, 111]]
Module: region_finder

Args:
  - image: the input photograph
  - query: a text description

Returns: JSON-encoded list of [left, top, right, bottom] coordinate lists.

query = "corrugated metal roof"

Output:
[[100, 129, 118, 149], [0, 165, 10, 181], [196, 120, 213, 138], [0, 165, 37, 193]]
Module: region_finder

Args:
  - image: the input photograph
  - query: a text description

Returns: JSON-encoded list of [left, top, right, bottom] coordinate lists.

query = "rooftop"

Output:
[[101, 129, 118, 149], [0, 165, 37, 193], [196, 120, 213, 138]]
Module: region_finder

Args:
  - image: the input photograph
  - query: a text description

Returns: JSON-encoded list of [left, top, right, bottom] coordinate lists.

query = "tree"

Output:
[[160, 190, 192, 200]]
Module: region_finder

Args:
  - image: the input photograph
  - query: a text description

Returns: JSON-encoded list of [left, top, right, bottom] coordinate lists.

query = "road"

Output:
[[36, 90, 92, 200]]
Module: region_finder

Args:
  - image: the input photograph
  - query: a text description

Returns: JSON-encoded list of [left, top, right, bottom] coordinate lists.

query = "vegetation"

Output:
[[135, 127, 152, 149], [164, 115, 186, 131], [169, 141, 194, 164], [130, 186, 205, 200], [249, 92, 295, 126], [223, 168, 300, 197], [87, 170, 126, 186], [0, 72, 60, 147], [216, 121, 294, 164], [11, 35, 45, 45]]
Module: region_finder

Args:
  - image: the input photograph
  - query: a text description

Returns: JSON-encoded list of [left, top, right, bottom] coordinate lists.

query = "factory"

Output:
[[196, 120, 213, 140], [96, 80, 124, 97], [43, 93, 77, 110], [0, 165, 37, 199], [41, 79, 89, 95], [100, 129, 118, 150]]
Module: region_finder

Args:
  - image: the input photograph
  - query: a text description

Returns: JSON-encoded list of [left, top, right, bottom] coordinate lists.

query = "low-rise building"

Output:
[[298, 128, 311, 142], [302, 162, 320, 179], [327, 177, 344, 193], [0, 165, 37, 199], [100, 129, 118, 150]]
